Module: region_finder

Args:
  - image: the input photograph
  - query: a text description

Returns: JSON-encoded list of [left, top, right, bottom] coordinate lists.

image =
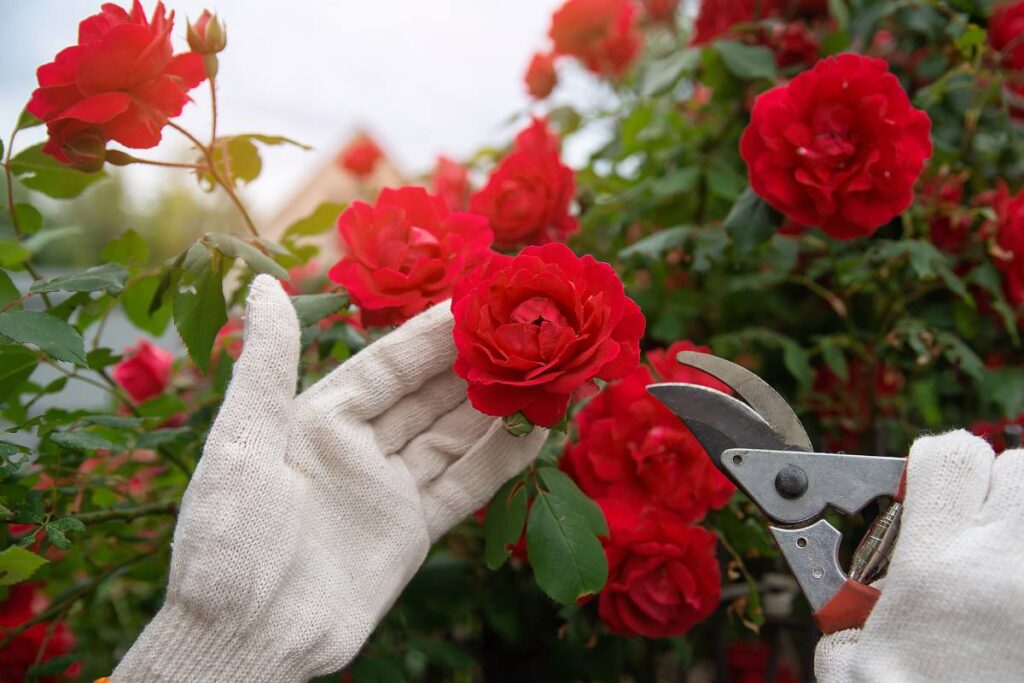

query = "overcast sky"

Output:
[[0, 0, 599, 216]]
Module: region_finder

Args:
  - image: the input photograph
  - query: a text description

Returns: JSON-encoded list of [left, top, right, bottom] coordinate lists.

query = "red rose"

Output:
[[691, 0, 780, 45], [972, 413, 1024, 452], [740, 54, 933, 239], [549, 0, 644, 76], [920, 172, 973, 253], [646, 340, 732, 393], [452, 243, 645, 427], [990, 1, 1024, 70], [470, 118, 578, 249], [338, 136, 383, 178], [0, 584, 77, 682], [432, 155, 471, 211], [769, 21, 820, 67], [563, 366, 734, 522], [598, 499, 721, 637], [27, 1, 206, 166], [329, 186, 493, 326], [525, 51, 558, 99], [641, 0, 680, 24], [727, 641, 799, 683], [113, 339, 174, 402], [990, 181, 1024, 305]]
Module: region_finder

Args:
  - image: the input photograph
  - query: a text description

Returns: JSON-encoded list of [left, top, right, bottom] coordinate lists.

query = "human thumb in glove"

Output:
[[113, 275, 547, 682], [815, 429, 1024, 682]]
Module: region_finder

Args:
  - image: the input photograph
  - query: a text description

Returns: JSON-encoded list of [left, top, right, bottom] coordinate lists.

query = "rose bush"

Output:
[[3, 0, 1024, 679]]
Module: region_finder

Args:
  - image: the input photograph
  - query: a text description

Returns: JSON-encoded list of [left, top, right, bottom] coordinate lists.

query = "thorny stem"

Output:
[[168, 120, 259, 238], [209, 77, 218, 147], [120, 157, 203, 170]]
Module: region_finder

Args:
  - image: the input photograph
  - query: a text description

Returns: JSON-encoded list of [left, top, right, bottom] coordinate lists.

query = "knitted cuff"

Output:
[[111, 606, 304, 683]]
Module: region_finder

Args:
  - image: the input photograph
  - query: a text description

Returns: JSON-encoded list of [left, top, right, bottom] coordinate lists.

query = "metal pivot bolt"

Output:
[[775, 465, 808, 499]]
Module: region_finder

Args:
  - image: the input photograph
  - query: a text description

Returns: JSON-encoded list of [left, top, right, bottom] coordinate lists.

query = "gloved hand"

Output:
[[815, 430, 1024, 682], [113, 275, 547, 682]]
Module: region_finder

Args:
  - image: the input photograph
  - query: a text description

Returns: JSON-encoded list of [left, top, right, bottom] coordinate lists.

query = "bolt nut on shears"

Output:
[[648, 352, 907, 634]]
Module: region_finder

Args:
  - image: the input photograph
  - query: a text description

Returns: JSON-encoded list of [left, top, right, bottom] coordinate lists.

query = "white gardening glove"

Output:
[[113, 275, 546, 682], [815, 430, 1024, 682]]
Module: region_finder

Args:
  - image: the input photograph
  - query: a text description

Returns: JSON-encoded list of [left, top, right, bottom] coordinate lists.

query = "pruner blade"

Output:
[[646, 383, 790, 471]]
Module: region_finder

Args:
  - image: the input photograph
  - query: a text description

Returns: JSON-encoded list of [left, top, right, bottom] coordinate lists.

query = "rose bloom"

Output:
[[990, 181, 1024, 305], [337, 136, 383, 178], [563, 365, 734, 522], [187, 9, 226, 55], [470, 117, 578, 249], [113, 339, 174, 402], [740, 54, 933, 239], [769, 21, 820, 68], [598, 499, 721, 638], [432, 155, 471, 211], [452, 243, 644, 427], [990, 1, 1024, 70], [691, 0, 780, 45], [525, 51, 558, 99], [27, 0, 206, 168], [330, 186, 493, 326], [919, 172, 973, 253], [0, 584, 78, 681], [549, 0, 644, 76]]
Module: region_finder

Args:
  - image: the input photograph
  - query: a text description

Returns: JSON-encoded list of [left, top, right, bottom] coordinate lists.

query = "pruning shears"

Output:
[[648, 353, 906, 634]]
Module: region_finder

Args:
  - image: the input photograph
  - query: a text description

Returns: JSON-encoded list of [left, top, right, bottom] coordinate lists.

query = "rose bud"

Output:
[[188, 10, 227, 55]]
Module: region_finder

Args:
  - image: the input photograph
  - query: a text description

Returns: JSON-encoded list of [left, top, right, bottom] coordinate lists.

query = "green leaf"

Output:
[[707, 160, 746, 202], [203, 232, 289, 280], [827, 0, 850, 31], [86, 347, 120, 370], [51, 431, 115, 451], [0, 545, 48, 586], [13, 203, 42, 235], [16, 109, 42, 131], [10, 143, 106, 198], [781, 340, 812, 393], [981, 368, 1024, 419], [536, 467, 608, 536], [818, 338, 849, 382], [291, 293, 348, 328], [173, 247, 227, 372], [526, 485, 608, 605], [0, 271, 19, 308], [283, 202, 346, 239], [23, 226, 82, 254], [484, 476, 529, 569], [101, 228, 150, 268], [0, 311, 87, 365], [0, 345, 37, 401], [82, 414, 142, 428], [618, 226, 693, 260], [713, 41, 777, 81], [209, 134, 310, 188], [640, 49, 700, 98], [137, 427, 193, 448], [27, 654, 78, 677], [652, 167, 700, 199], [30, 263, 128, 295], [122, 274, 173, 336], [725, 186, 781, 253], [0, 240, 31, 268]]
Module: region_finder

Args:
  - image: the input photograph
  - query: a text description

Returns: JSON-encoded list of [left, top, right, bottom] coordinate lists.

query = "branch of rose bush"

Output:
[[0, 550, 150, 650], [74, 499, 179, 524], [712, 526, 764, 633], [167, 120, 260, 238]]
